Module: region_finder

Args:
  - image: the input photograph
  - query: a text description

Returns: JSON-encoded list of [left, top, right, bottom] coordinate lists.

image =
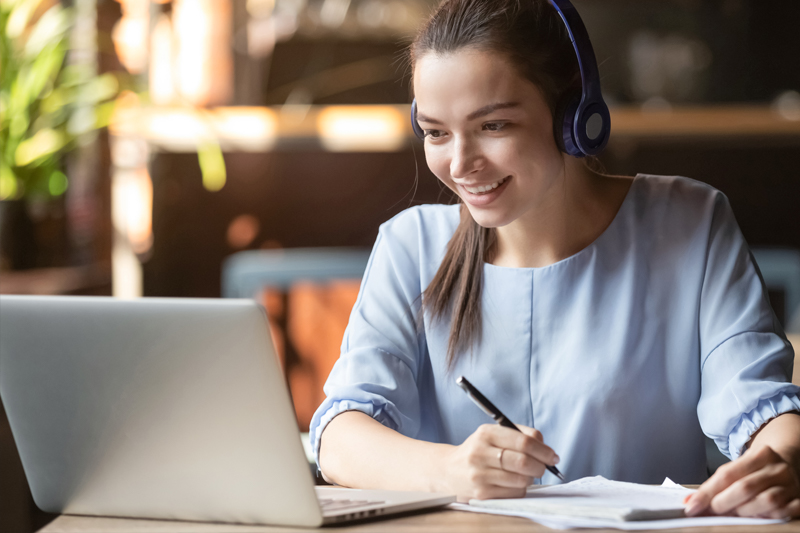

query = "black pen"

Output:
[[456, 376, 566, 482]]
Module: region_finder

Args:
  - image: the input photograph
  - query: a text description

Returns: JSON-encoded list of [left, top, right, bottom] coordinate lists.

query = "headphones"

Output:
[[410, 0, 610, 158]]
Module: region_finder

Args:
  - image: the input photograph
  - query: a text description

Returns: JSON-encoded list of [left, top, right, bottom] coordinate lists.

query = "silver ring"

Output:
[[498, 448, 505, 470]]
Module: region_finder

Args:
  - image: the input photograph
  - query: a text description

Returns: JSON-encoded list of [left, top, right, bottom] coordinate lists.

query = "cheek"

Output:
[[424, 147, 456, 188], [503, 135, 560, 177]]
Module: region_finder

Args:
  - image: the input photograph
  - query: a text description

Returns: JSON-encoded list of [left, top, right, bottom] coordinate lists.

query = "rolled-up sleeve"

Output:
[[697, 192, 799, 460], [309, 214, 426, 468]]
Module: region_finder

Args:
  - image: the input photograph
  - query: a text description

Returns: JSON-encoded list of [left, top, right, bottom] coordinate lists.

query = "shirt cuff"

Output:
[[726, 392, 800, 460], [310, 399, 399, 470]]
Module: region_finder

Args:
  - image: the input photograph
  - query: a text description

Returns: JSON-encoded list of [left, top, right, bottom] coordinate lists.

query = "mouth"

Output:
[[461, 176, 510, 195]]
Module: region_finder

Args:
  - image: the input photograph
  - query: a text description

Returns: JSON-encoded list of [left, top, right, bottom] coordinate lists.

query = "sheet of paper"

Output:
[[450, 476, 786, 530]]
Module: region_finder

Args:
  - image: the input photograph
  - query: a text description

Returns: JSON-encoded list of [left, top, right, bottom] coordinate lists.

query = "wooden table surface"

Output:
[[35, 508, 800, 533]]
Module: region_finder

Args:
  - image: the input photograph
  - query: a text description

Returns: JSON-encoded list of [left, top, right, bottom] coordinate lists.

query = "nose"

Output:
[[449, 136, 485, 180]]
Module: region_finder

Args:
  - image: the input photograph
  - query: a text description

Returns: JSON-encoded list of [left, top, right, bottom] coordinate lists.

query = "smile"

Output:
[[462, 177, 509, 195]]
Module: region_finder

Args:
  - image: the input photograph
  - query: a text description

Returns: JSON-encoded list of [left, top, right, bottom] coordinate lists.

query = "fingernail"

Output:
[[553, 455, 560, 464], [685, 497, 704, 517], [683, 494, 692, 504]]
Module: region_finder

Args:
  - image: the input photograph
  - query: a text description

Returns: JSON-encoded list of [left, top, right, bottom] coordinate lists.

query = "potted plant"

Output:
[[1, 0, 117, 270]]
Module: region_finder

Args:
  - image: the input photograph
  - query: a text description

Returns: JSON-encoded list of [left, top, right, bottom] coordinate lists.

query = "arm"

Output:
[[319, 411, 559, 501], [686, 413, 800, 518], [750, 412, 800, 470], [312, 211, 558, 501], [689, 191, 800, 518]]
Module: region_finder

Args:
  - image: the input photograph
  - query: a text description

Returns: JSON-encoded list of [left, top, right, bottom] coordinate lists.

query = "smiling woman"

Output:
[[310, 0, 800, 519], [412, 36, 629, 364]]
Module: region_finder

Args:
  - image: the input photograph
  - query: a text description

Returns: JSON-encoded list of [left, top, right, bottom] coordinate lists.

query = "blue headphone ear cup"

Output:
[[553, 89, 582, 157]]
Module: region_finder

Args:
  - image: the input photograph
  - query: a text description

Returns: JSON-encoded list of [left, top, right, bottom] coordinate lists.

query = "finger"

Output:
[[477, 466, 534, 491], [686, 446, 779, 516], [708, 462, 795, 515], [781, 498, 800, 519], [486, 426, 559, 465], [516, 425, 544, 442], [733, 486, 792, 518], [499, 448, 548, 478]]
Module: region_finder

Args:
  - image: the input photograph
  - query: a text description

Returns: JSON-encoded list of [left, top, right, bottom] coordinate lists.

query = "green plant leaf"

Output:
[[14, 127, 65, 166], [9, 112, 28, 140], [75, 73, 119, 105], [66, 105, 95, 135], [8, 42, 66, 117], [5, 0, 42, 39], [59, 64, 95, 87], [0, 162, 20, 200], [93, 99, 116, 128], [198, 142, 227, 192], [24, 4, 70, 58], [1, 0, 24, 15], [47, 169, 67, 195], [39, 86, 68, 114]]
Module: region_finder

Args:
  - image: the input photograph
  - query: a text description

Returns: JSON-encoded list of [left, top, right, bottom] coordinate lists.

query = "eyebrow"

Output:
[[416, 101, 521, 125]]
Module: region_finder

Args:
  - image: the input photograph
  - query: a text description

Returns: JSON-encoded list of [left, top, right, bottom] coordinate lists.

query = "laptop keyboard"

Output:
[[319, 498, 385, 512]]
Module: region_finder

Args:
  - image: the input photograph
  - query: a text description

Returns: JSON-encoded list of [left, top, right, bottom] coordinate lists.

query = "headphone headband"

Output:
[[411, 0, 610, 157], [549, 0, 600, 101]]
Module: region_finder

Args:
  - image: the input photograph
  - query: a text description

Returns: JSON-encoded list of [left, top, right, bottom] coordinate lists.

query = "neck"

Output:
[[491, 158, 621, 269]]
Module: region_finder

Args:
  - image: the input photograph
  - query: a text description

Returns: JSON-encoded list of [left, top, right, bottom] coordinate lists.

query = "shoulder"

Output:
[[363, 204, 459, 287], [377, 204, 460, 258], [634, 174, 725, 205], [628, 174, 732, 226], [633, 174, 729, 208]]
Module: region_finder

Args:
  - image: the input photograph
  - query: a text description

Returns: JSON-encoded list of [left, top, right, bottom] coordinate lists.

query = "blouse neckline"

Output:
[[484, 174, 642, 272]]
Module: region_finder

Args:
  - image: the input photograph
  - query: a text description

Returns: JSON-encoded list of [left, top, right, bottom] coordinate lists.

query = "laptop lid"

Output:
[[0, 295, 325, 527]]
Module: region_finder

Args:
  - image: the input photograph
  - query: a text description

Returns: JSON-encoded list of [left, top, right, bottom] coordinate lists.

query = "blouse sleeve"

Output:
[[697, 192, 800, 460], [309, 214, 426, 468]]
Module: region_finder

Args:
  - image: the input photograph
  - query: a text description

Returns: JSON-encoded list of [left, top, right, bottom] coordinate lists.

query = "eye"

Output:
[[424, 129, 446, 139], [483, 122, 508, 132]]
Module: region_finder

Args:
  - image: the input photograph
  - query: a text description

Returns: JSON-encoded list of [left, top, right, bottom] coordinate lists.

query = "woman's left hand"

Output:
[[685, 445, 800, 519]]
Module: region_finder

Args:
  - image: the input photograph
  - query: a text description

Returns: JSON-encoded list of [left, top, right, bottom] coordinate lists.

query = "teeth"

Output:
[[464, 177, 507, 194]]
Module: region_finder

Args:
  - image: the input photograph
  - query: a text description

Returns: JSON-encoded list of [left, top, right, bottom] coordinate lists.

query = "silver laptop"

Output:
[[0, 295, 454, 527]]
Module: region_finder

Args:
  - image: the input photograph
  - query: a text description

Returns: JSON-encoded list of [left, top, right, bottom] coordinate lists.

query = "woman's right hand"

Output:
[[442, 424, 560, 502]]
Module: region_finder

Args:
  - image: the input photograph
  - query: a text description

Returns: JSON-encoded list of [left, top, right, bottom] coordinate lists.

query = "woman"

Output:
[[310, 0, 800, 518]]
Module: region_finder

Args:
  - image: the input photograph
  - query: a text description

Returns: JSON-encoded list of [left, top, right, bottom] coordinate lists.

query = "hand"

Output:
[[443, 424, 560, 502], [685, 445, 800, 519]]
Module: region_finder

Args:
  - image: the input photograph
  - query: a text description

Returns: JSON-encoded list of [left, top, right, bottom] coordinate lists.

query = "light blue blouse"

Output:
[[310, 174, 799, 484]]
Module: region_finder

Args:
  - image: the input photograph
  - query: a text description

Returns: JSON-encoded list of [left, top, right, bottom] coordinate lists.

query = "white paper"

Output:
[[450, 476, 786, 530]]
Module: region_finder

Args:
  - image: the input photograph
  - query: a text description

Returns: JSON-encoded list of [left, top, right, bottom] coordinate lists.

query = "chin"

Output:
[[464, 208, 512, 230]]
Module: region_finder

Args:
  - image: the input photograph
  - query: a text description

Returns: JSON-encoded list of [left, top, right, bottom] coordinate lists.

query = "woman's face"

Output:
[[413, 49, 567, 229]]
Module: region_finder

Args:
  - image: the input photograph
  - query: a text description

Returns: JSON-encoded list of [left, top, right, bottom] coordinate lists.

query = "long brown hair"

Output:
[[411, 0, 580, 367]]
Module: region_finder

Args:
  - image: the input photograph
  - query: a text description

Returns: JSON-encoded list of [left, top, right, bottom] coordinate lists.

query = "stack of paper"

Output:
[[451, 476, 786, 530]]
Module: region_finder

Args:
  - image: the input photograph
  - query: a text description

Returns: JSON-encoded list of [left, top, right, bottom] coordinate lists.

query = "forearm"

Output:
[[749, 412, 800, 470], [318, 410, 452, 493]]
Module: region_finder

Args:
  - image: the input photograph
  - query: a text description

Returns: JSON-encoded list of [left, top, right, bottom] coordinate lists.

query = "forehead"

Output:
[[413, 49, 539, 116]]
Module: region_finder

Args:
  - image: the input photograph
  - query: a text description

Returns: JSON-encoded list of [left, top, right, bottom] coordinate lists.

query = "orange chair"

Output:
[[222, 249, 370, 431]]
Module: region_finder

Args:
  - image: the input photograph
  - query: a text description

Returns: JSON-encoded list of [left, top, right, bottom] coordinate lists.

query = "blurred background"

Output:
[[2, 0, 800, 530]]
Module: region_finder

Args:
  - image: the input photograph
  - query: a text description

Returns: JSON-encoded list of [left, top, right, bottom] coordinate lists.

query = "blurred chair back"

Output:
[[222, 248, 371, 298], [222, 248, 370, 431], [751, 247, 800, 333]]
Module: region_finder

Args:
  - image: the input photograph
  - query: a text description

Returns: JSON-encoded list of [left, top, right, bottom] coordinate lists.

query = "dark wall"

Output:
[[574, 0, 800, 104], [247, 1, 800, 108], [144, 147, 453, 297]]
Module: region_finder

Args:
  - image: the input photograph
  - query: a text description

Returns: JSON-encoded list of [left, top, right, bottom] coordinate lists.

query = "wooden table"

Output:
[[34, 508, 800, 533]]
